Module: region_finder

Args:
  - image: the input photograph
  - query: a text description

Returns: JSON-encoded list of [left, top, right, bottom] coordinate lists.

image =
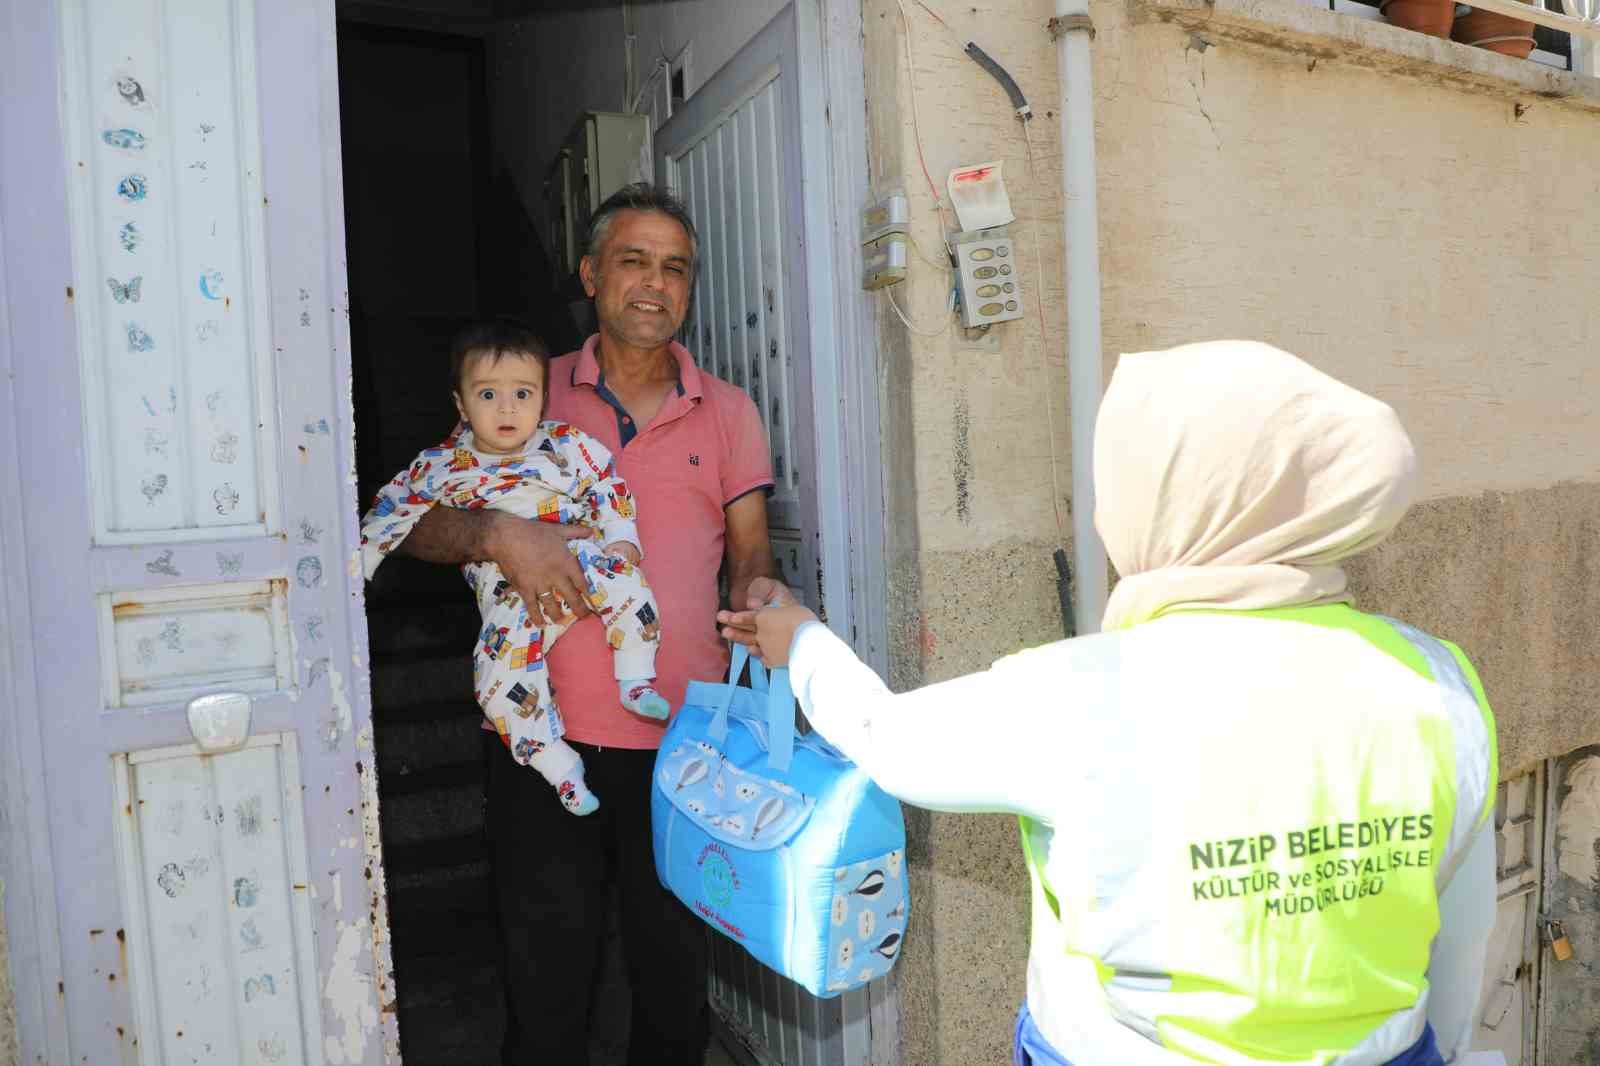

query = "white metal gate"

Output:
[[654, 5, 890, 1064], [658, 27, 819, 612], [1476, 769, 1543, 1064], [0, 0, 392, 1062]]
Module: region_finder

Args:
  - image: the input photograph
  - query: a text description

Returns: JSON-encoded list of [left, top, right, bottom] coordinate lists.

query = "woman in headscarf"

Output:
[[720, 341, 1497, 1066]]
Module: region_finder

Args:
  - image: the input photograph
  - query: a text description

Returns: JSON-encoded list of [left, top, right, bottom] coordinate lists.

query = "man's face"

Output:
[[454, 350, 546, 455], [580, 209, 694, 350]]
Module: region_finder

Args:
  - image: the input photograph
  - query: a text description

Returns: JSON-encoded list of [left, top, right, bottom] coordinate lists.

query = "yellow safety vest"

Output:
[[1020, 606, 1496, 1065]]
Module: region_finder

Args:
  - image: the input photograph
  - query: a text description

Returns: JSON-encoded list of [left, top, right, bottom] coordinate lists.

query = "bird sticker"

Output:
[[102, 128, 146, 151]]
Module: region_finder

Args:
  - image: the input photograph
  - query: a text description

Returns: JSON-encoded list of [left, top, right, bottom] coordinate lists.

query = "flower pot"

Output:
[[1452, 2, 1536, 57], [1380, 0, 1457, 36]]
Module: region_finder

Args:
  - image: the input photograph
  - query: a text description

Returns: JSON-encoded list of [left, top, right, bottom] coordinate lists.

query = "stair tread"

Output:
[[371, 699, 482, 725], [383, 833, 488, 878], [379, 759, 483, 797]]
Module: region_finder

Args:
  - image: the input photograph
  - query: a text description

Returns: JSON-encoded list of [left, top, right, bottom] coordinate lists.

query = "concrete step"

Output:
[[383, 833, 488, 883], [373, 710, 484, 781], [370, 651, 474, 709], [394, 1001, 502, 1066], [378, 785, 485, 850], [365, 601, 480, 658]]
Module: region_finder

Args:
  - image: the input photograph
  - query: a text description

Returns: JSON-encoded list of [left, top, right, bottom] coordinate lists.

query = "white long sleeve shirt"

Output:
[[785, 613, 1494, 1064]]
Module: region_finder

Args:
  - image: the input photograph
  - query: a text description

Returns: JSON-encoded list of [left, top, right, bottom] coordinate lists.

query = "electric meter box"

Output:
[[952, 228, 1024, 328], [544, 111, 652, 280]]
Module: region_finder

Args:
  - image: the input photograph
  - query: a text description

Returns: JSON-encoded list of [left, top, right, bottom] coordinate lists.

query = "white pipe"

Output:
[[1055, 0, 1110, 633]]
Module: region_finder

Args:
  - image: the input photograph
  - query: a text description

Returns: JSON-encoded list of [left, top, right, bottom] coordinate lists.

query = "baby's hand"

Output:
[[606, 541, 642, 566]]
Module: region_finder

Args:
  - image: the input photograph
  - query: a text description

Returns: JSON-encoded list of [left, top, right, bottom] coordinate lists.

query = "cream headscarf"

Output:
[[1095, 340, 1418, 631]]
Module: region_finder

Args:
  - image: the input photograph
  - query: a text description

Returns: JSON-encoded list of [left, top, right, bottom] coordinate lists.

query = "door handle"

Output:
[[187, 691, 252, 753]]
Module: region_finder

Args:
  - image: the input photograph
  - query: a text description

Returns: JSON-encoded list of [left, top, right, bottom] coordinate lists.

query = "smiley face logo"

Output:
[[701, 851, 735, 909]]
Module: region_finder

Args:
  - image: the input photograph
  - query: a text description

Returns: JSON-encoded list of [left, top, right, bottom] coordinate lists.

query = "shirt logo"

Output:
[[689, 454, 701, 467]]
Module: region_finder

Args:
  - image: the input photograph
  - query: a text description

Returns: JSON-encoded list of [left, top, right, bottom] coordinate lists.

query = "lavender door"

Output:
[[0, 1, 394, 1063]]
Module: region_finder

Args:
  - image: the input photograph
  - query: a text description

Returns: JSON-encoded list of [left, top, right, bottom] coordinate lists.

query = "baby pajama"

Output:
[[360, 422, 664, 814]]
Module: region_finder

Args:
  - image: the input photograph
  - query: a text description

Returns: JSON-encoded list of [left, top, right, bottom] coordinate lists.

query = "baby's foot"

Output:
[[557, 775, 600, 816], [619, 680, 671, 721]]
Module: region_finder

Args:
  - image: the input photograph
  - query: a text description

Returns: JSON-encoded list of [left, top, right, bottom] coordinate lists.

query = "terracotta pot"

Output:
[[1452, 2, 1536, 57], [1380, 0, 1457, 36]]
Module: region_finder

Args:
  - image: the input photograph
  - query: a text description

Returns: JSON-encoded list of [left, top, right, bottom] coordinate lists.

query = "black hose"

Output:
[[964, 42, 1030, 117], [1053, 548, 1075, 639]]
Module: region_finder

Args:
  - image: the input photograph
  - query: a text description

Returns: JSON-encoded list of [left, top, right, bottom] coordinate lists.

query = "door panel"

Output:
[[0, 0, 392, 1062], [656, 7, 820, 615], [655, 8, 875, 1064]]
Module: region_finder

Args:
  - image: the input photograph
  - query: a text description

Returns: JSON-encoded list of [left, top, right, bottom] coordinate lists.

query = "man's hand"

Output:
[[716, 577, 800, 652], [605, 541, 643, 566], [485, 513, 597, 625]]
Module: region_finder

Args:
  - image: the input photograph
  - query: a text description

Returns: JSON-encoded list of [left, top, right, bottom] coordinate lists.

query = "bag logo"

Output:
[[698, 842, 739, 908]]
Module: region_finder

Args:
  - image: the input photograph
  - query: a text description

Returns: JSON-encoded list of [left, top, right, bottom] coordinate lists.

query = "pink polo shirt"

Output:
[[544, 335, 773, 748]]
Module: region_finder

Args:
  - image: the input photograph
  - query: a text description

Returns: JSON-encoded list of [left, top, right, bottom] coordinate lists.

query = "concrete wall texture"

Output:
[[864, 0, 1600, 1061]]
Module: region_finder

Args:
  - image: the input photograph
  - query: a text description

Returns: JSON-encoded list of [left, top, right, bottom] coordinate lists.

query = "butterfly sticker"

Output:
[[107, 275, 143, 304]]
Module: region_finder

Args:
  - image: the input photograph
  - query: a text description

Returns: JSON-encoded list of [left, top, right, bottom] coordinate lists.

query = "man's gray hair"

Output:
[[584, 182, 700, 274]]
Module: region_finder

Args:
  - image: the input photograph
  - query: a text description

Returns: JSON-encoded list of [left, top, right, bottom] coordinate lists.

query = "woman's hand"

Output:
[[754, 606, 817, 667], [486, 512, 597, 625], [717, 578, 800, 652]]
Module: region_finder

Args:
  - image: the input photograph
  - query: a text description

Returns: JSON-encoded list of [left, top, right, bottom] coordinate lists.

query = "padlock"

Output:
[[1545, 918, 1574, 961]]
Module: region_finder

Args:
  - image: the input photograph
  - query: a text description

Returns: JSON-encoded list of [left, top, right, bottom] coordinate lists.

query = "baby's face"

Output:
[[454, 350, 545, 455]]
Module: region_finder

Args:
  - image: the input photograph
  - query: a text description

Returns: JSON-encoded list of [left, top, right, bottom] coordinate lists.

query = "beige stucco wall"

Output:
[[864, 0, 1600, 1061]]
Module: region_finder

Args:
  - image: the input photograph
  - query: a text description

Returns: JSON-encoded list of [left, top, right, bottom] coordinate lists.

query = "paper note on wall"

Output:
[[947, 161, 1015, 232]]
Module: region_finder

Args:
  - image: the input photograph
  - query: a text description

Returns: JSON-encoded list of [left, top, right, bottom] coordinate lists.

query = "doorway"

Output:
[[333, 3, 884, 1064], [335, 18, 590, 1065]]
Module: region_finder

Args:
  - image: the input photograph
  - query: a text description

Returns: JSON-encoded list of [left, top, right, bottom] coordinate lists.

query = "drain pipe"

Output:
[[1050, 0, 1109, 633]]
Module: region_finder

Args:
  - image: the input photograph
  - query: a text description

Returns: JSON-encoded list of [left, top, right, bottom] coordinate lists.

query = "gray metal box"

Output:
[[545, 111, 652, 279]]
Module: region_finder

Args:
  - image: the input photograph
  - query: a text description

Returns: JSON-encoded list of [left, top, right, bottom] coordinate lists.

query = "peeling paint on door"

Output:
[[321, 918, 377, 1065]]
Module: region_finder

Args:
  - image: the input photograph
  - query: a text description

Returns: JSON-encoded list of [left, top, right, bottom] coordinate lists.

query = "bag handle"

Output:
[[711, 644, 796, 772], [765, 665, 795, 773]]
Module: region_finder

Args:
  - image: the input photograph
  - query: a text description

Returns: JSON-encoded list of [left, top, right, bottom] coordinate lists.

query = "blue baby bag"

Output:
[[652, 644, 909, 998]]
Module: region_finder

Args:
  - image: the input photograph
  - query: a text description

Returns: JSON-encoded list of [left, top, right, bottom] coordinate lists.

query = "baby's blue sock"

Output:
[[619, 680, 671, 721], [558, 769, 600, 817]]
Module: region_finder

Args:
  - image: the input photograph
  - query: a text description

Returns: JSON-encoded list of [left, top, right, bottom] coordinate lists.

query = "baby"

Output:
[[360, 320, 669, 816]]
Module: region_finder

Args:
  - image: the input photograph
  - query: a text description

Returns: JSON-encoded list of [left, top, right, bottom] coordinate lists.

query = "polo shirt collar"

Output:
[[573, 333, 701, 400]]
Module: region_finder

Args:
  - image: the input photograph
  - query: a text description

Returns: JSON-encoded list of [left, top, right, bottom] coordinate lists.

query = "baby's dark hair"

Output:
[[448, 318, 552, 393]]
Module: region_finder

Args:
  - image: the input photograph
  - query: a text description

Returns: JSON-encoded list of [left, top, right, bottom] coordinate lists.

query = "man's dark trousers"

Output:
[[487, 735, 710, 1065]]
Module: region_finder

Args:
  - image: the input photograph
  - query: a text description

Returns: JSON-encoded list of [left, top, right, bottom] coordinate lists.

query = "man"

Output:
[[395, 183, 790, 1064]]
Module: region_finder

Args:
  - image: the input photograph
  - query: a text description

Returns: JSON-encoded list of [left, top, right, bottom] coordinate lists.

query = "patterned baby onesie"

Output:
[[360, 422, 663, 813]]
